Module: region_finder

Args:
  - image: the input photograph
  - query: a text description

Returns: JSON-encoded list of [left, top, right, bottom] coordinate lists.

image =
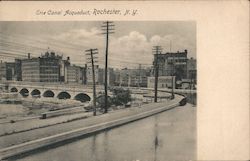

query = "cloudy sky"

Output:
[[0, 21, 196, 69]]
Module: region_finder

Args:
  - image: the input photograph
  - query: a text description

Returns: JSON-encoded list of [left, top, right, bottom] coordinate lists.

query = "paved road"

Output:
[[13, 103, 196, 161]]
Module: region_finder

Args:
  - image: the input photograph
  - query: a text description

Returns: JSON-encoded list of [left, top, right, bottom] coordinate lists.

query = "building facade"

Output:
[[86, 65, 115, 86], [114, 68, 151, 87], [1, 52, 88, 84], [97, 68, 115, 86], [0, 61, 6, 81], [0, 61, 16, 81], [22, 58, 40, 82], [86, 65, 99, 85], [66, 65, 86, 84], [14, 59, 22, 81], [152, 50, 188, 80], [187, 57, 197, 81], [147, 76, 175, 89], [22, 51, 61, 82]]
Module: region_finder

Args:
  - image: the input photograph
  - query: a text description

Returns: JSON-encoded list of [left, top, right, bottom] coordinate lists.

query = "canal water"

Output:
[[13, 104, 196, 161]]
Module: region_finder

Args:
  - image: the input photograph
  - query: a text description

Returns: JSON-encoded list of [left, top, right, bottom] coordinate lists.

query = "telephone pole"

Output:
[[101, 21, 115, 113], [138, 64, 142, 87], [152, 46, 162, 103], [171, 54, 175, 99], [85, 48, 98, 116]]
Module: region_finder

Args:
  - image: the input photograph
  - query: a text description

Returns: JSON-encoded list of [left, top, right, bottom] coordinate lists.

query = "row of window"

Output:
[[40, 70, 59, 74], [40, 75, 58, 78]]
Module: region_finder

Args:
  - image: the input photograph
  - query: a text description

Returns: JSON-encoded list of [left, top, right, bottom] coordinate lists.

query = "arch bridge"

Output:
[[0, 82, 103, 103]]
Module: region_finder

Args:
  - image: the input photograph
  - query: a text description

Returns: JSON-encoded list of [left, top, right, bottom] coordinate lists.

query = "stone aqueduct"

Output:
[[1, 82, 97, 103]]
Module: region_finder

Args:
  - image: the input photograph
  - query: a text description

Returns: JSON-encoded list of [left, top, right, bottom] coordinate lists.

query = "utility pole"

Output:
[[170, 40, 172, 52], [171, 53, 175, 99], [138, 64, 141, 87], [85, 48, 98, 116], [63, 60, 66, 83], [127, 72, 130, 87], [152, 46, 162, 103], [101, 21, 115, 113], [119, 71, 122, 87]]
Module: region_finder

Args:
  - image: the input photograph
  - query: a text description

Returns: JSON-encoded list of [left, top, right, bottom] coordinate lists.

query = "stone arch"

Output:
[[43, 90, 55, 98], [19, 88, 29, 97], [57, 91, 71, 99], [31, 89, 41, 97], [74, 93, 91, 102], [10, 87, 18, 92]]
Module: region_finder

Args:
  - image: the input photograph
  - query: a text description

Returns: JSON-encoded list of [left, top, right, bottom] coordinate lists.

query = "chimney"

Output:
[[67, 56, 70, 61], [184, 49, 188, 53], [28, 53, 31, 59]]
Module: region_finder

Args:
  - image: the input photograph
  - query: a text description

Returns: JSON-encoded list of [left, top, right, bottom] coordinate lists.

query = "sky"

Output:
[[0, 21, 196, 69]]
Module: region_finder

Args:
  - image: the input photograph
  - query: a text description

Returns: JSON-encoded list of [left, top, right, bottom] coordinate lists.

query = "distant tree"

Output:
[[111, 87, 132, 106], [95, 88, 132, 111], [96, 93, 112, 110]]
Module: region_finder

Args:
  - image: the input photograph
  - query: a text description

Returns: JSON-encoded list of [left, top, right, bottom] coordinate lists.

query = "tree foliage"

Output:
[[95, 88, 132, 111], [111, 87, 132, 106], [96, 94, 112, 109]]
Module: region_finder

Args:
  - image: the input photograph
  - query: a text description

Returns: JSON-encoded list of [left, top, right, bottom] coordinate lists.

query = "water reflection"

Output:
[[154, 115, 159, 161], [14, 105, 195, 161], [103, 131, 109, 161], [90, 134, 97, 161]]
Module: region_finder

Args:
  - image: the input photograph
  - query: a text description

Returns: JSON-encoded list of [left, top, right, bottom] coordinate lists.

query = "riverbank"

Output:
[[0, 95, 184, 160]]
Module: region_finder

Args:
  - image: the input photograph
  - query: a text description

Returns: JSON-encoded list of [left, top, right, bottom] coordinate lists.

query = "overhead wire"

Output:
[[0, 33, 154, 69]]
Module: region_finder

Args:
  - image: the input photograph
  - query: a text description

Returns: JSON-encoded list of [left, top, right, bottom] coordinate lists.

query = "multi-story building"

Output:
[[66, 65, 86, 84], [86, 65, 100, 85], [108, 68, 116, 86], [152, 50, 188, 80], [0, 61, 15, 81], [6, 62, 16, 81], [22, 51, 61, 82], [147, 76, 175, 89], [1, 51, 88, 84], [59, 57, 70, 83], [114, 68, 129, 86], [0, 61, 6, 81], [114, 67, 151, 87], [14, 59, 22, 81], [22, 58, 40, 82], [187, 57, 197, 81], [150, 50, 197, 89], [86, 65, 115, 86], [97, 68, 115, 86]]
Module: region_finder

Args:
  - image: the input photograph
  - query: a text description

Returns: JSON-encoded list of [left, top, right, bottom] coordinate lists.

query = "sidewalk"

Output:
[[0, 111, 92, 136]]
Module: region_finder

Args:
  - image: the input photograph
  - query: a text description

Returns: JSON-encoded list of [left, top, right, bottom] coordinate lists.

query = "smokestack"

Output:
[[28, 53, 31, 59]]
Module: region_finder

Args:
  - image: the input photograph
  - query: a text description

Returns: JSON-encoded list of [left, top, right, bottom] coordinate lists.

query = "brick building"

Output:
[[152, 50, 188, 80], [114, 67, 151, 87], [22, 52, 61, 82], [0, 61, 15, 81], [66, 65, 86, 84]]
